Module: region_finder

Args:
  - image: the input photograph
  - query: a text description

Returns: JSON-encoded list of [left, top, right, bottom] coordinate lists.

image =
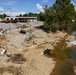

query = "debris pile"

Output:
[[43, 49, 52, 56], [0, 29, 10, 35], [0, 48, 7, 56], [19, 30, 26, 34]]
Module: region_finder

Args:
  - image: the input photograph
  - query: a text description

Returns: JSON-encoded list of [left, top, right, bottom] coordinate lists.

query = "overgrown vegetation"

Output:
[[38, 0, 76, 33], [52, 37, 69, 60]]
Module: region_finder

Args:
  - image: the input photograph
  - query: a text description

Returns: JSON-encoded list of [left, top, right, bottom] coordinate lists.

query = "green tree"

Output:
[[28, 12, 34, 17], [23, 13, 28, 17], [23, 13, 38, 17], [38, 12, 46, 21], [44, 0, 75, 32], [52, 0, 75, 22], [19, 14, 23, 17], [0, 13, 7, 19], [3, 13, 7, 19]]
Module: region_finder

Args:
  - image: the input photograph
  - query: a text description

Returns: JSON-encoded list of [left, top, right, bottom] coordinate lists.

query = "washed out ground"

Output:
[[0, 22, 75, 75]]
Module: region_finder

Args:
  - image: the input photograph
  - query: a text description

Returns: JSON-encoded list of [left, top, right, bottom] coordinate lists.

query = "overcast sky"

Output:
[[0, 0, 76, 16]]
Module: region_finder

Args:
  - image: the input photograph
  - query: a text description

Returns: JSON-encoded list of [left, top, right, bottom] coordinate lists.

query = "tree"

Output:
[[38, 12, 46, 21], [19, 14, 23, 17], [23, 13, 38, 17], [44, 0, 75, 32], [52, 0, 75, 22], [28, 12, 34, 17], [3, 13, 7, 19], [0, 13, 8, 19], [44, 6, 59, 32], [23, 13, 28, 17]]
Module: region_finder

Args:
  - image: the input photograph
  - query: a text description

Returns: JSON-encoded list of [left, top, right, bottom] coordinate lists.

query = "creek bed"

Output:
[[50, 34, 76, 75]]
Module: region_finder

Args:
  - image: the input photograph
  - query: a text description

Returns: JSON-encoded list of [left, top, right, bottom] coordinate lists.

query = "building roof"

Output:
[[6, 17, 37, 19]]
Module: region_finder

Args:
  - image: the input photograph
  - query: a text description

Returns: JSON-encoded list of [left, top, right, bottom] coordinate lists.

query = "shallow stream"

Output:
[[50, 32, 76, 75]]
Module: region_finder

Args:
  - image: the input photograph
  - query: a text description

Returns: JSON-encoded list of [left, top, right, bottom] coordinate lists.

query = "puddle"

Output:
[[70, 45, 76, 60]]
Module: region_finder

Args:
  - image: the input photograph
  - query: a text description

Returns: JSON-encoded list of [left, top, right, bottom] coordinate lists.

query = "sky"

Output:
[[0, 0, 76, 16]]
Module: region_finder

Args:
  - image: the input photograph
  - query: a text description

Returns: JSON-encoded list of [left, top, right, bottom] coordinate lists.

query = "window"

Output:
[[7, 18, 9, 20]]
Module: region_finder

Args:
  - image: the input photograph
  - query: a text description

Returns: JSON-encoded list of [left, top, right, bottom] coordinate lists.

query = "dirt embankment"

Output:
[[0, 26, 74, 75]]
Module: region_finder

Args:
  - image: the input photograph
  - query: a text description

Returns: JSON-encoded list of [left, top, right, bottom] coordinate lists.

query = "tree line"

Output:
[[0, 12, 38, 19], [0, 13, 8, 19], [17, 12, 38, 17]]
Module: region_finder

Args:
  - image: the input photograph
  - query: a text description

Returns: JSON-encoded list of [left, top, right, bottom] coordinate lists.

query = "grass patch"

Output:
[[52, 38, 71, 61], [53, 47, 72, 60]]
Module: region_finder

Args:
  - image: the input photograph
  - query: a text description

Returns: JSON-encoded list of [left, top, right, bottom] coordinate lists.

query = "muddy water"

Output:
[[70, 45, 76, 60], [50, 34, 76, 75], [71, 31, 76, 60]]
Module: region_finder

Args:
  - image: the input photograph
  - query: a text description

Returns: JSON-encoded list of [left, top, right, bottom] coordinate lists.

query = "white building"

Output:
[[5, 17, 37, 23]]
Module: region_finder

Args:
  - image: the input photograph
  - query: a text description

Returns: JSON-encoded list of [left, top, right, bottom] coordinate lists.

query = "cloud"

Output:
[[36, 4, 44, 12], [4, 11, 25, 16], [41, 0, 48, 2], [0, 7, 4, 12], [0, 7, 25, 16], [71, 2, 75, 6], [74, 6, 76, 11], [70, 2, 76, 11]]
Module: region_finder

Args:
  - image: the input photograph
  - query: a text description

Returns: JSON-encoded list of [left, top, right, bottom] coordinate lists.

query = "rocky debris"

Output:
[[0, 48, 7, 56], [33, 29, 47, 38], [0, 29, 10, 35], [19, 30, 26, 34], [43, 49, 52, 56], [5, 29, 34, 49], [24, 31, 33, 41], [0, 24, 71, 75], [66, 35, 75, 42]]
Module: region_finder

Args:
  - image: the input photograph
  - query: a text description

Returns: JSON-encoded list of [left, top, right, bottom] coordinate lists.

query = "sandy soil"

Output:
[[0, 24, 74, 75]]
